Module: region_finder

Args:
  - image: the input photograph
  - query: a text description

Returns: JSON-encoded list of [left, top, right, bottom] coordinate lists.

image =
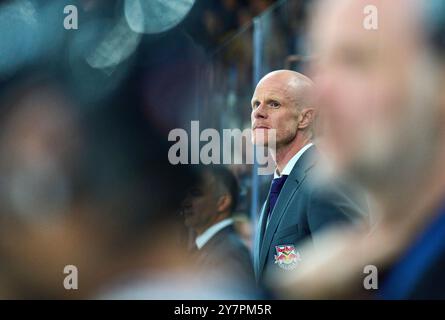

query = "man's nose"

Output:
[[252, 103, 267, 119]]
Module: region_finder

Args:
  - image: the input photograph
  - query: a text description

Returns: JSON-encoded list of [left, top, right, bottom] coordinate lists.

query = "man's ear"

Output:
[[217, 194, 232, 213], [298, 108, 315, 130]]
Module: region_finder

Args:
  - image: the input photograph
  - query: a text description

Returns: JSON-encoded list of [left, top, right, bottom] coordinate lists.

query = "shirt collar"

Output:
[[274, 143, 314, 178], [195, 218, 234, 250]]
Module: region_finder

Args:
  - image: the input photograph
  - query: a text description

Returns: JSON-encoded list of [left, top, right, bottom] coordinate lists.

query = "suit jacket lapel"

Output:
[[258, 145, 318, 277]]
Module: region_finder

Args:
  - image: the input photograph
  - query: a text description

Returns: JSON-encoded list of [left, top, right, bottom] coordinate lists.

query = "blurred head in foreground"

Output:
[[271, 0, 445, 299], [0, 70, 198, 298], [312, 0, 445, 197]]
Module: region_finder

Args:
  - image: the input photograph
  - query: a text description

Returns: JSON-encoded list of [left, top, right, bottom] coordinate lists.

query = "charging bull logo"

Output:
[[274, 244, 301, 270]]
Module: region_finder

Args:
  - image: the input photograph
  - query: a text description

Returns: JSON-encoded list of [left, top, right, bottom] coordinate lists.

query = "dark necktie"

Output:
[[267, 175, 288, 221]]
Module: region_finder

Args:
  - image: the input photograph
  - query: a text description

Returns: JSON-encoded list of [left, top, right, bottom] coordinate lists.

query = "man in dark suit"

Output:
[[250, 70, 367, 284], [181, 165, 256, 293]]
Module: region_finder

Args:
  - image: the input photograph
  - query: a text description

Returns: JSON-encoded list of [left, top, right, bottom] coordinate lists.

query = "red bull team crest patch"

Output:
[[274, 244, 301, 270]]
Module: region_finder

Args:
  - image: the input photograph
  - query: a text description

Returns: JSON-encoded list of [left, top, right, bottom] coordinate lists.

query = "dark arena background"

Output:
[[0, 0, 444, 315]]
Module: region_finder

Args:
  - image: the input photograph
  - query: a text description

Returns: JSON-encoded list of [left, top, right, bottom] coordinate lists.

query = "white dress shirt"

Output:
[[274, 143, 314, 178], [195, 218, 234, 250]]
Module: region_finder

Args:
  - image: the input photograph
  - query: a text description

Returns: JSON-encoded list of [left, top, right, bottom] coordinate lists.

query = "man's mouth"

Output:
[[253, 125, 270, 130]]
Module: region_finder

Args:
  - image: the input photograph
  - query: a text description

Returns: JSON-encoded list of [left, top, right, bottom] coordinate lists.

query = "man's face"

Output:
[[181, 172, 220, 233], [251, 75, 300, 148], [311, 0, 436, 183]]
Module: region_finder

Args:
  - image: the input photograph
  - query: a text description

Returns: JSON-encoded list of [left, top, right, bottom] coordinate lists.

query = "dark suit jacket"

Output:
[[253, 145, 368, 283], [408, 252, 445, 299], [195, 224, 255, 289], [378, 210, 445, 299]]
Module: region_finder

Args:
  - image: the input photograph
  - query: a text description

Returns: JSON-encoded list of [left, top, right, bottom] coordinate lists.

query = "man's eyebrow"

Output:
[[251, 96, 282, 104], [266, 97, 281, 102]]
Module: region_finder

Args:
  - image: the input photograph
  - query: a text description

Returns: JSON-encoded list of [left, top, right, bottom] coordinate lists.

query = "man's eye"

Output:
[[269, 101, 280, 108], [252, 102, 260, 109]]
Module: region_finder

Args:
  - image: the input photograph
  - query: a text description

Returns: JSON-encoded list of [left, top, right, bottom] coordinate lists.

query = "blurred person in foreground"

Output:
[[273, 0, 445, 299], [250, 69, 368, 286], [0, 69, 258, 299], [0, 72, 192, 298], [181, 165, 255, 294], [0, 0, 254, 299]]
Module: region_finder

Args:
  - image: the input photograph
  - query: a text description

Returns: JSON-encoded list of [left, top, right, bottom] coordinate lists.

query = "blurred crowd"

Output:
[[184, 0, 277, 51]]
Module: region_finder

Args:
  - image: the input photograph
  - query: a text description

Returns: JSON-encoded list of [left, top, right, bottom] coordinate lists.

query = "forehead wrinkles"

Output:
[[254, 79, 297, 104]]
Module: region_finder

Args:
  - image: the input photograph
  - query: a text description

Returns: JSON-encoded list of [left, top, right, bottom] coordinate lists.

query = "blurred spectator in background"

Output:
[[273, 0, 445, 299], [181, 165, 256, 293], [184, 0, 276, 51]]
